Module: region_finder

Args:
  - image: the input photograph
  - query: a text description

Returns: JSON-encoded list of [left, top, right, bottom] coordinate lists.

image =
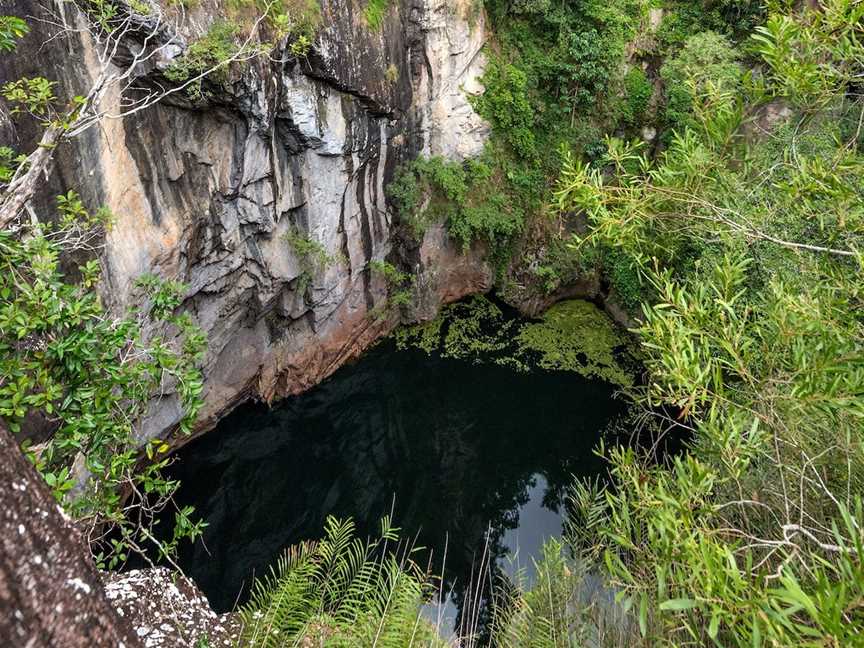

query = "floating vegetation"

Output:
[[395, 295, 637, 387]]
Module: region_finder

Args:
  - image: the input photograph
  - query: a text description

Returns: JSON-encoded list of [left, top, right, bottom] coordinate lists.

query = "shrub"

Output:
[[369, 259, 414, 311], [284, 226, 332, 265], [388, 155, 524, 257], [165, 21, 241, 98], [622, 67, 652, 128], [550, 5, 864, 643], [470, 58, 536, 158], [659, 31, 741, 134], [0, 197, 206, 568], [265, 0, 320, 50]]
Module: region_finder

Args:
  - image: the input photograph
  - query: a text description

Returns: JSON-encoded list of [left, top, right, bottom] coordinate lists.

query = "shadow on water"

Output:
[[161, 333, 628, 627]]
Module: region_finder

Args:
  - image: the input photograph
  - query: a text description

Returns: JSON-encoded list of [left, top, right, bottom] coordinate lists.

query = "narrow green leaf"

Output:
[[660, 598, 698, 612]]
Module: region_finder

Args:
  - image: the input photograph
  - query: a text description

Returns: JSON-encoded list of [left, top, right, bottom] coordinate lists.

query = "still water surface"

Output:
[[165, 333, 627, 625]]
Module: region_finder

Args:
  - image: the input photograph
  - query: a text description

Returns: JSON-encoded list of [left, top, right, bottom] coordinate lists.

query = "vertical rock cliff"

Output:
[[0, 0, 492, 442]]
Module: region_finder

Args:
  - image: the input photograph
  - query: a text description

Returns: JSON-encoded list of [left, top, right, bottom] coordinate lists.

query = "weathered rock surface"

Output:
[[0, 0, 492, 444], [0, 420, 143, 648], [104, 568, 240, 647]]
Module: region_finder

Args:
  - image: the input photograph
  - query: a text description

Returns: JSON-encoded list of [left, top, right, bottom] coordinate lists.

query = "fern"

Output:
[[490, 537, 636, 648], [239, 516, 447, 647]]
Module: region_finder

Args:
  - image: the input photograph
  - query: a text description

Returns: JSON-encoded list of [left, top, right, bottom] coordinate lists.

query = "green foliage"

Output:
[[416, 0, 647, 278], [369, 259, 409, 286], [362, 0, 389, 31], [259, 0, 320, 53], [659, 31, 742, 134], [472, 0, 641, 178], [164, 21, 241, 98], [126, 0, 152, 15], [369, 259, 414, 311], [240, 516, 446, 647], [490, 537, 635, 647], [470, 59, 536, 158], [88, 0, 121, 31], [0, 15, 28, 52], [284, 225, 337, 296], [601, 246, 643, 310], [284, 226, 334, 270], [653, 1, 764, 54], [521, 234, 594, 296], [2, 76, 56, 117], [0, 146, 25, 183], [388, 155, 524, 258], [750, 2, 864, 110], [396, 295, 635, 388], [396, 295, 515, 361], [0, 197, 206, 568], [547, 3, 864, 646], [621, 67, 652, 128]]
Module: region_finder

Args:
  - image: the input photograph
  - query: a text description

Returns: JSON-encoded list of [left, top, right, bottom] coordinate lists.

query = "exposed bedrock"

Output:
[[1, 0, 492, 444]]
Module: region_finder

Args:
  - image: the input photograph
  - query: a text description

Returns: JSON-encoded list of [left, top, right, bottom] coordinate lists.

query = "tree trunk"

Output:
[[0, 419, 142, 647], [0, 124, 64, 229]]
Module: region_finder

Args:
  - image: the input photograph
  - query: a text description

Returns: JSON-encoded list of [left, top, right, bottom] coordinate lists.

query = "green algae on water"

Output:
[[395, 296, 636, 387], [515, 300, 634, 387], [396, 295, 516, 361]]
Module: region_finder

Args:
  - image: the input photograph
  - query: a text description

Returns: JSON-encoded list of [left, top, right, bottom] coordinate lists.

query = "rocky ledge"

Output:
[[104, 568, 240, 648]]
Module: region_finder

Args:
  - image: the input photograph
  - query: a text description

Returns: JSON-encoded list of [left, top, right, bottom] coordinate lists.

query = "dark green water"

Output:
[[164, 332, 627, 622]]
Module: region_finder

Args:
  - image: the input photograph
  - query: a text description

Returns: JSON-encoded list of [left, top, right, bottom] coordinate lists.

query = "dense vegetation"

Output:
[[384, 0, 864, 646], [550, 3, 864, 644]]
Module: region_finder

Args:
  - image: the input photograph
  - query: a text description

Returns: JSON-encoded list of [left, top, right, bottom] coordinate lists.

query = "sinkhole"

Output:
[[159, 299, 638, 633]]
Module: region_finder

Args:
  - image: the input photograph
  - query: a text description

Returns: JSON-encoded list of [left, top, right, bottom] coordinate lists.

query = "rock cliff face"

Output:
[[1, 0, 492, 443]]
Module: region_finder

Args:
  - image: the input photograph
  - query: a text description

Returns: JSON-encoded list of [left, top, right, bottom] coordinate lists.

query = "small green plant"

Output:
[[165, 21, 241, 99], [2, 76, 56, 117], [362, 0, 389, 30], [369, 259, 414, 311], [265, 0, 321, 53], [0, 146, 25, 183], [127, 0, 151, 15], [284, 226, 336, 295], [0, 15, 28, 52], [288, 32, 312, 56]]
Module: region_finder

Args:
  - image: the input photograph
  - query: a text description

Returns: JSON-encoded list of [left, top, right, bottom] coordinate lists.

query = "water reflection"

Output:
[[424, 473, 564, 640], [163, 336, 626, 623]]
